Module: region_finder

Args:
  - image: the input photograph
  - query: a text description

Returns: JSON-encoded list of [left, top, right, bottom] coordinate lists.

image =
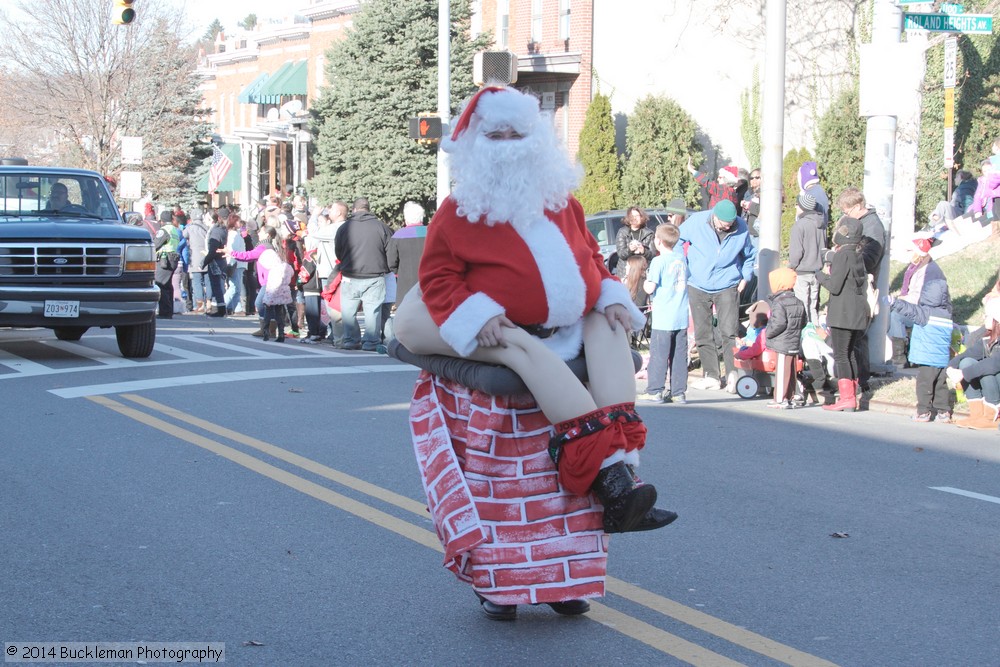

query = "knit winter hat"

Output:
[[796, 193, 817, 211], [832, 216, 863, 246], [798, 161, 819, 189], [769, 267, 797, 293], [718, 165, 739, 184], [713, 199, 738, 223]]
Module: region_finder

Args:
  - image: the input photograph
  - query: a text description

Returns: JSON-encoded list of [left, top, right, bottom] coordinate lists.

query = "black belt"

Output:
[[516, 323, 560, 339]]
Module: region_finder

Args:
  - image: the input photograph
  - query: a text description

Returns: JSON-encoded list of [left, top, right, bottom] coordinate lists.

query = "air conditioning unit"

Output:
[[474, 50, 518, 87]]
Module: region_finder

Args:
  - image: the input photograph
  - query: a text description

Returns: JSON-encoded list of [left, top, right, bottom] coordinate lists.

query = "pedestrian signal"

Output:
[[408, 116, 443, 142], [112, 0, 136, 25]]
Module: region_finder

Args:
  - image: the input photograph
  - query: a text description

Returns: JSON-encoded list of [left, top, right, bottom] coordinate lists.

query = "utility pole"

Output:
[[436, 0, 451, 206], [757, 0, 787, 292], [864, 0, 903, 375]]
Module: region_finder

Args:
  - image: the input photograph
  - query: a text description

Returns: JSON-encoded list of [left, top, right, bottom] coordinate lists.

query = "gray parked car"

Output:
[[585, 208, 682, 272]]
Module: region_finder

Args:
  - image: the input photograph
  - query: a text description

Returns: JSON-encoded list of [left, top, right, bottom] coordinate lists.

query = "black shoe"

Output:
[[207, 309, 226, 318], [476, 593, 516, 621], [545, 599, 590, 615], [631, 507, 679, 531], [591, 461, 657, 534]]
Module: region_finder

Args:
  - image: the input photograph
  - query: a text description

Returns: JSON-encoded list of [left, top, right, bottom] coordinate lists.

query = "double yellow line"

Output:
[[90, 393, 838, 667]]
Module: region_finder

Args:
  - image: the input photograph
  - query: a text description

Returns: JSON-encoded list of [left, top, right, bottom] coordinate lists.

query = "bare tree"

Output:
[[0, 0, 211, 201]]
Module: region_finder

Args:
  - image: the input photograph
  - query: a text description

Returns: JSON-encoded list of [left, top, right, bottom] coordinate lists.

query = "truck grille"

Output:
[[0, 243, 124, 277]]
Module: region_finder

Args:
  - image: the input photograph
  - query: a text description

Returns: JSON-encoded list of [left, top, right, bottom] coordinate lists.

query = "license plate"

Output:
[[44, 300, 80, 318]]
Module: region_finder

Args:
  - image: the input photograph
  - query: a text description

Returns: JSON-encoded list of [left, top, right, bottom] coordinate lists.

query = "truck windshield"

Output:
[[0, 173, 119, 221]]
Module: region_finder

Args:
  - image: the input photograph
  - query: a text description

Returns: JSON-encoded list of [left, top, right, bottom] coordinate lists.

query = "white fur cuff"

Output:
[[595, 278, 646, 330], [439, 292, 506, 357]]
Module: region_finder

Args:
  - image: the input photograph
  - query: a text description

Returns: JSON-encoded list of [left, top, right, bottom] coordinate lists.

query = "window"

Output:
[[497, 0, 509, 48], [559, 0, 570, 41], [531, 0, 543, 44]]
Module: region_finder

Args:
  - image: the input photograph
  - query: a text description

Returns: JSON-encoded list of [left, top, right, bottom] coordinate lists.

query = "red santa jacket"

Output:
[[419, 196, 643, 359]]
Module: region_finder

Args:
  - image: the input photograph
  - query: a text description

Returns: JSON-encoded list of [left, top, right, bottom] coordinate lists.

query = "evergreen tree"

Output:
[[619, 95, 702, 209], [310, 0, 488, 222], [814, 83, 865, 205], [575, 92, 620, 213], [203, 19, 224, 42], [740, 66, 762, 168], [782, 147, 813, 253], [240, 14, 258, 31]]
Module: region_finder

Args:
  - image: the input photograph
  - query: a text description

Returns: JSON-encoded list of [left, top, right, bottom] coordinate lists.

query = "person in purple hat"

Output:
[[798, 161, 830, 225]]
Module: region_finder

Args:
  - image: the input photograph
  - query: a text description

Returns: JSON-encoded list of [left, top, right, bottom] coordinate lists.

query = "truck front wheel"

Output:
[[115, 319, 156, 358]]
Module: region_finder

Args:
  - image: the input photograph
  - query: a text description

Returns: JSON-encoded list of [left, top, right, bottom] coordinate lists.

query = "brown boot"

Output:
[[250, 320, 266, 337], [956, 399, 998, 430]]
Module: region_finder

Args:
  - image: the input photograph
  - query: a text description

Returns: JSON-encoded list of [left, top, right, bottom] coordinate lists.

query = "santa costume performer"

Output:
[[395, 87, 678, 616]]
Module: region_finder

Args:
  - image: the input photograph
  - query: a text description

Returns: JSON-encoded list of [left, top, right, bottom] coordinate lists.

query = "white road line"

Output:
[[186, 336, 285, 358], [0, 348, 53, 375], [48, 365, 417, 398], [151, 344, 216, 361], [42, 340, 140, 367], [930, 486, 1000, 506]]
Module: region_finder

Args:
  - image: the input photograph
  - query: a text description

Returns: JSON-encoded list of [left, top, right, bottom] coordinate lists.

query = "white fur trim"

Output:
[[539, 320, 583, 361], [514, 215, 587, 328], [439, 292, 505, 357], [623, 450, 641, 466], [473, 88, 540, 137], [600, 450, 627, 469], [595, 278, 646, 330]]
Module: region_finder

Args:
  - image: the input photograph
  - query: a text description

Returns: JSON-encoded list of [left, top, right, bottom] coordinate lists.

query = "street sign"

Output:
[[119, 171, 142, 200], [904, 12, 993, 34], [944, 37, 957, 88], [940, 4, 965, 15], [944, 88, 955, 127], [121, 136, 142, 165]]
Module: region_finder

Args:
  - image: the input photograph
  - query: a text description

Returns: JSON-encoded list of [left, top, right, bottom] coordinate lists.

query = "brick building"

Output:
[[473, 0, 593, 159], [196, 1, 360, 211]]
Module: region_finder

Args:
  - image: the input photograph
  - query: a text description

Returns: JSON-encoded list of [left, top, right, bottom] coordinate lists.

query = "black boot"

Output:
[[625, 464, 678, 531], [590, 461, 657, 533], [890, 337, 908, 368]]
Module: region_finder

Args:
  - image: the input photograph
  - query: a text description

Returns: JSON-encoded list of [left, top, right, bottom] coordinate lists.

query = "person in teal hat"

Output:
[[678, 199, 758, 392]]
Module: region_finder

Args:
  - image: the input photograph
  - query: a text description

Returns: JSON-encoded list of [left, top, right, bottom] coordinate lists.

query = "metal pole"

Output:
[[436, 0, 451, 206], [864, 0, 903, 374], [757, 0, 787, 294]]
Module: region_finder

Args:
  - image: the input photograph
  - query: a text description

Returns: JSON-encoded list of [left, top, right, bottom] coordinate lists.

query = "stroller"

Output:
[[732, 347, 810, 401]]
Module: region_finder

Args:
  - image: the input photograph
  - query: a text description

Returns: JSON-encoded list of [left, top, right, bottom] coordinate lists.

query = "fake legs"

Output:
[[395, 292, 675, 533]]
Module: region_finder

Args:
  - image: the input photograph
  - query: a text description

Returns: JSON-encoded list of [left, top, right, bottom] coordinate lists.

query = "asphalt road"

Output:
[[1, 317, 998, 667]]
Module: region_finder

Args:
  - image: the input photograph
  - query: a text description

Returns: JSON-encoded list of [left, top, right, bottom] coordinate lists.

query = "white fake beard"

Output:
[[447, 124, 582, 231]]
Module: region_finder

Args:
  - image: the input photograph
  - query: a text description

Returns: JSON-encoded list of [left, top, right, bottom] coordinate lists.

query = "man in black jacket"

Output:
[[335, 197, 394, 350]]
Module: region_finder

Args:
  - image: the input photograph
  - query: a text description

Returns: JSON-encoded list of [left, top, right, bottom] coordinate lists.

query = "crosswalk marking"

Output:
[[43, 340, 140, 367], [185, 335, 286, 358], [0, 348, 51, 375]]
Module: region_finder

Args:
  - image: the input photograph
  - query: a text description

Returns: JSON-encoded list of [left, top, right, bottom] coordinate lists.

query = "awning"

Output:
[[253, 60, 307, 104], [196, 143, 242, 193], [238, 72, 270, 104]]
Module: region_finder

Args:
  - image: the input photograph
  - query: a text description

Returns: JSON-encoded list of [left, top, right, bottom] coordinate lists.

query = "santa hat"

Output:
[[718, 165, 739, 184], [912, 237, 932, 257], [448, 86, 541, 142]]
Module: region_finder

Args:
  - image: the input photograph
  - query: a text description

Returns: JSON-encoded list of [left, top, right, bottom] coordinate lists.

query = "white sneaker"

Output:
[[725, 371, 738, 394], [693, 376, 722, 390]]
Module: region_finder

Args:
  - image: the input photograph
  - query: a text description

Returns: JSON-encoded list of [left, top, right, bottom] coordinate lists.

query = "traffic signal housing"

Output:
[[408, 116, 443, 144], [112, 0, 136, 25]]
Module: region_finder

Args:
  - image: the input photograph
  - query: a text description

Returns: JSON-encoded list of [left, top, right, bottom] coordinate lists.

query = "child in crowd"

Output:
[[763, 268, 808, 409], [624, 255, 650, 311], [740, 300, 769, 350], [639, 224, 689, 404], [888, 277, 954, 422], [260, 241, 294, 342]]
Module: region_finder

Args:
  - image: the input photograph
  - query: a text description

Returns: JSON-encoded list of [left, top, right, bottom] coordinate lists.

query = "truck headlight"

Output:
[[124, 244, 155, 272]]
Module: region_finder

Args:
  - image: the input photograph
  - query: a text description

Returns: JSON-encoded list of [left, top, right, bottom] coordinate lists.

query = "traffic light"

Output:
[[408, 116, 443, 143], [112, 0, 136, 25]]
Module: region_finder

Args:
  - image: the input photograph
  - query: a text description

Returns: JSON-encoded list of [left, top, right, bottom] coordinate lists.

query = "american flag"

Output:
[[207, 144, 233, 194]]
